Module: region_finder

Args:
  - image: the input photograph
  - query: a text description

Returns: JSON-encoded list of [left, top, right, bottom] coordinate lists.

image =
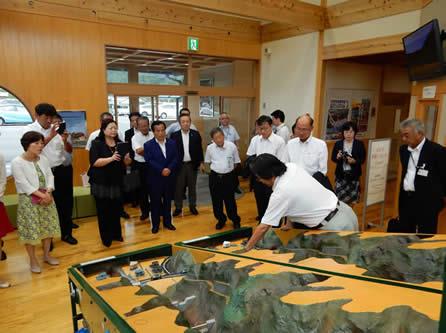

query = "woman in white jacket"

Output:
[[11, 131, 61, 274]]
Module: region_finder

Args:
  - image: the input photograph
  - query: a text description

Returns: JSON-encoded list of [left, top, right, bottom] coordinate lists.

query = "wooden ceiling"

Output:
[[106, 46, 234, 71], [0, 0, 432, 42]]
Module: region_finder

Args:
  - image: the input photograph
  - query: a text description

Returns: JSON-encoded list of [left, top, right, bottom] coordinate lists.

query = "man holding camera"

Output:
[[24, 103, 78, 245]]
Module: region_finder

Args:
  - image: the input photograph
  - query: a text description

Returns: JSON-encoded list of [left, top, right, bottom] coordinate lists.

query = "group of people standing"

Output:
[[87, 108, 244, 247]]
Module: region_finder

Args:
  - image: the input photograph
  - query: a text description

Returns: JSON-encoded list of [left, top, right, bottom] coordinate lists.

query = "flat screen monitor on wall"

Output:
[[403, 19, 445, 81]]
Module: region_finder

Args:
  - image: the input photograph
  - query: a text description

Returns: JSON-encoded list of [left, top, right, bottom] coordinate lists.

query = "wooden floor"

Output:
[[0, 179, 427, 332]]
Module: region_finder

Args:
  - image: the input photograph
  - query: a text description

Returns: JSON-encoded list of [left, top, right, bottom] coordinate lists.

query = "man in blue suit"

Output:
[[144, 120, 179, 234]]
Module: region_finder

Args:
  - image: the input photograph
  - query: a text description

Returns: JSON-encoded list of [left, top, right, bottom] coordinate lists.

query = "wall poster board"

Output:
[[362, 138, 392, 229], [324, 89, 374, 140]]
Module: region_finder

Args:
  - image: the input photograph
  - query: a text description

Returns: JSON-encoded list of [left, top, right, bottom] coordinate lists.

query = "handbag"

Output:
[[122, 169, 140, 193], [31, 188, 47, 205], [387, 217, 405, 233]]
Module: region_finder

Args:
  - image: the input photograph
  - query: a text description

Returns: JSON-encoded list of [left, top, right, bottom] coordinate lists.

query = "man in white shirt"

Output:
[[205, 127, 241, 230], [244, 154, 358, 251], [85, 112, 124, 151], [246, 115, 286, 221], [398, 118, 446, 234], [166, 108, 197, 138], [132, 116, 154, 221], [219, 112, 240, 146], [286, 114, 328, 176], [24, 103, 78, 245], [271, 110, 290, 143]]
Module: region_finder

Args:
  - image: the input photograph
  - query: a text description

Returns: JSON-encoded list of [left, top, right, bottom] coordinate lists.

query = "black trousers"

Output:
[[94, 196, 122, 245], [252, 178, 273, 220], [399, 191, 440, 234], [150, 187, 173, 229], [135, 161, 150, 217], [52, 164, 73, 238], [174, 162, 197, 209], [209, 171, 240, 224]]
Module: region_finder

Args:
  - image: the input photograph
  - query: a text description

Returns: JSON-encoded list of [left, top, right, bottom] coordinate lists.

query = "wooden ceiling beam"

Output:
[[164, 0, 325, 30], [326, 0, 432, 28]]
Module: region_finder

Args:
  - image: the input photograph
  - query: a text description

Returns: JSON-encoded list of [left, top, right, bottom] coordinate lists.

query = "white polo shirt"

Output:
[[403, 137, 426, 192], [219, 125, 240, 144], [205, 141, 240, 174], [274, 123, 290, 143], [261, 163, 338, 228], [24, 121, 65, 168], [246, 133, 287, 162], [132, 131, 154, 163], [286, 136, 328, 175], [85, 129, 124, 151]]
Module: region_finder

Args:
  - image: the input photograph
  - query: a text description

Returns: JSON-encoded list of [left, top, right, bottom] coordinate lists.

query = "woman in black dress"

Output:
[[331, 121, 366, 204], [88, 119, 132, 247]]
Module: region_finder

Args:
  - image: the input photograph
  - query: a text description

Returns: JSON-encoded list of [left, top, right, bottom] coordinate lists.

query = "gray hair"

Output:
[[400, 118, 425, 134]]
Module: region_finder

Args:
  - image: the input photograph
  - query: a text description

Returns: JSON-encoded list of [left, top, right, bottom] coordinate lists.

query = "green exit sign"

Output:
[[187, 37, 199, 52]]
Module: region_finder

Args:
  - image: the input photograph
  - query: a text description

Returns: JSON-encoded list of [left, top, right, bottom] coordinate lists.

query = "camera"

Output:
[[341, 151, 352, 161]]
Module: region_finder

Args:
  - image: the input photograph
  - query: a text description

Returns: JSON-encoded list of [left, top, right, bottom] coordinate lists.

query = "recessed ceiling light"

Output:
[[168, 57, 174, 60]]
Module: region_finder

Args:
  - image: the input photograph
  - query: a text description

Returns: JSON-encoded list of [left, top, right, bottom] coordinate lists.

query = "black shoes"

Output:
[[172, 208, 182, 217], [216, 220, 226, 230], [121, 211, 130, 219], [235, 186, 242, 194], [233, 221, 241, 229], [72, 223, 79, 229], [164, 224, 176, 231], [190, 206, 199, 215], [62, 235, 78, 245], [152, 226, 159, 234], [140, 214, 149, 221]]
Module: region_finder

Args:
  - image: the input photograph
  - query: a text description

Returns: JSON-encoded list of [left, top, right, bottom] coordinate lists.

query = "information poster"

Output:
[[58, 110, 87, 147], [365, 138, 391, 206], [324, 89, 374, 140]]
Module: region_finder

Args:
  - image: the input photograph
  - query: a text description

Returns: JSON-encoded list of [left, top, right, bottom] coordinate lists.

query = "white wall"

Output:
[[260, 32, 319, 127], [324, 10, 422, 46], [421, 0, 446, 28]]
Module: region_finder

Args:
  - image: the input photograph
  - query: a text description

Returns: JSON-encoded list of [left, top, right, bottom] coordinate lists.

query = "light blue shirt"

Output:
[[219, 124, 240, 144]]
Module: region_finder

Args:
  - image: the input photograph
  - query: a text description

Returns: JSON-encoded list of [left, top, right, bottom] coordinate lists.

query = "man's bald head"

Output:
[[295, 113, 314, 142]]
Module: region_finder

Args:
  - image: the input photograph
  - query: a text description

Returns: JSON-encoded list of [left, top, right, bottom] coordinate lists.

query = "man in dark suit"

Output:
[[398, 118, 446, 234], [144, 120, 179, 234], [171, 113, 204, 216], [124, 112, 141, 144]]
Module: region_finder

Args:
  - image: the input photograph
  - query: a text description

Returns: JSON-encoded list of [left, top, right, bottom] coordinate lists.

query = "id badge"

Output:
[[417, 169, 428, 177]]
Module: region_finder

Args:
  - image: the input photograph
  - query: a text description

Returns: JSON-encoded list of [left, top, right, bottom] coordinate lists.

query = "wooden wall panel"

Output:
[[0, 9, 261, 187]]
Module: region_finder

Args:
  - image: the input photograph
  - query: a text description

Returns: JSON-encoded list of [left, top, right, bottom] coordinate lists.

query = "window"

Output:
[[0, 87, 33, 175], [107, 69, 129, 83], [139, 71, 185, 85]]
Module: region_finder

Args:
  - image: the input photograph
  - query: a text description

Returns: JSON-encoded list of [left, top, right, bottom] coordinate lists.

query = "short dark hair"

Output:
[[250, 153, 287, 179], [179, 113, 191, 121], [128, 112, 141, 120], [21, 131, 44, 151], [256, 115, 272, 126], [35, 103, 57, 117], [137, 116, 150, 126], [100, 112, 113, 121], [151, 120, 166, 132], [98, 118, 118, 141], [296, 113, 314, 127], [271, 110, 285, 123], [210, 127, 224, 138], [341, 121, 358, 137], [179, 107, 190, 115], [53, 113, 62, 121]]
